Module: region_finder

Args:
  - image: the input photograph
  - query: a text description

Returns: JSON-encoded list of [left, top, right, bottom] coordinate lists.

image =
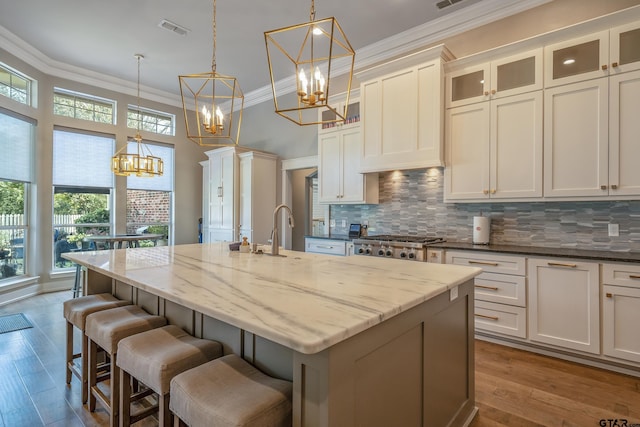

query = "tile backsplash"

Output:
[[329, 168, 640, 252]]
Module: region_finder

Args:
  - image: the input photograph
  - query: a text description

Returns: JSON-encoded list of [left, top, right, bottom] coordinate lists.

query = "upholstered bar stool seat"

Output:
[[85, 305, 167, 427], [117, 325, 223, 427], [170, 354, 293, 427], [63, 293, 130, 403]]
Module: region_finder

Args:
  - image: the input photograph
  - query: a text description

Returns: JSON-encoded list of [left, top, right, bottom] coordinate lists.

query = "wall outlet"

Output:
[[330, 219, 336, 227], [341, 219, 347, 227], [608, 223, 619, 237]]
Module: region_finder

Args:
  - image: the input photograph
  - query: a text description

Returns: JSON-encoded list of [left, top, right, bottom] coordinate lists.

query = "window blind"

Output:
[[53, 129, 114, 188], [126, 141, 174, 192], [0, 110, 33, 182]]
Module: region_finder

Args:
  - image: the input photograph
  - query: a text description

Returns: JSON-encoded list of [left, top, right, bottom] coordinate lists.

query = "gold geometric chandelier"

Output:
[[179, 0, 244, 146], [112, 54, 164, 177], [264, 0, 355, 126]]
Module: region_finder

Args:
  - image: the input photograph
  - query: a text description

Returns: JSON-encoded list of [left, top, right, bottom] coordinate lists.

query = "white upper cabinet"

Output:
[[317, 96, 360, 134], [447, 49, 543, 108], [357, 45, 452, 173], [545, 21, 640, 88]]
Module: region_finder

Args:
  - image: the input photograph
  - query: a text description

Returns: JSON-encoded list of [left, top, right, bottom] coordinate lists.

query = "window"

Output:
[[0, 110, 34, 281], [126, 142, 174, 246], [0, 63, 33, 106], [52, 129, 114, 268], [127, 106, 175, 136], [53, 88, 115, 124]]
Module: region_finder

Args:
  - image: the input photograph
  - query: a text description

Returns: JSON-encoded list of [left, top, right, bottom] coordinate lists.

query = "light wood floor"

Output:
[[0, 291, 639, 426]]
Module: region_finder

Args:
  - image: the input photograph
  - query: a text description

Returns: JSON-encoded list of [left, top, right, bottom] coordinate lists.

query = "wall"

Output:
[[329, 168, 640, 253]]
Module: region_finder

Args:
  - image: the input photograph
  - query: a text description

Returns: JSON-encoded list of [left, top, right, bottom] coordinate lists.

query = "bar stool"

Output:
[[170, 354, 293, 427], [63, 293, 130, 403], [117, 325, 223, 427], [85, 305, 167, 427]]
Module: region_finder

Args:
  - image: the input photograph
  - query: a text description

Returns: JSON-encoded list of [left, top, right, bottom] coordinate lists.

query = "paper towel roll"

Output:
[[473, 216, 490, 244]]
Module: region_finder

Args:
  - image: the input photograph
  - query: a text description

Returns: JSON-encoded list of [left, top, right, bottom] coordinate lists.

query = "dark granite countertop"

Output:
[[429, 242, 640, 264], [304, 235, 352, 242]]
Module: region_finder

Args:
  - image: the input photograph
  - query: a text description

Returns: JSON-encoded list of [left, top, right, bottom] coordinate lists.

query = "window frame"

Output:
[[127, 105, 175, 136], [0, 62, 34, 106], [53, 88, 116, 125]]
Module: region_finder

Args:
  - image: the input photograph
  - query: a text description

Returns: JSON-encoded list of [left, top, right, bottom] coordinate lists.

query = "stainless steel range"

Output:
[[353, 235, 445, 261]]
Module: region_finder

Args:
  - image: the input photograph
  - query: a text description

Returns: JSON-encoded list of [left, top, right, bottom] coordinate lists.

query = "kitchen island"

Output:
[[64, 243, 482, 427]]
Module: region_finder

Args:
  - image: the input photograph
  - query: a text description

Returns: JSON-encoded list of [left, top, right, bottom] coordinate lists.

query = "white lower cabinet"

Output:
[[305, 238, 349, 256], [602, 263, 640, 364], [528, 258, 600, 354], [446, 251, 527, 338]]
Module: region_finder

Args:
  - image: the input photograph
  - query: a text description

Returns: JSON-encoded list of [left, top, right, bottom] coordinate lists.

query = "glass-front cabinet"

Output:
[[545, 22, 640, 87], [446, 49, 542, 108], [317, 96, 360, 134]]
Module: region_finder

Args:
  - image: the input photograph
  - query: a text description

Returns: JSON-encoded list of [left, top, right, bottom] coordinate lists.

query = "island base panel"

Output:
[[293, 279, 475, 427]]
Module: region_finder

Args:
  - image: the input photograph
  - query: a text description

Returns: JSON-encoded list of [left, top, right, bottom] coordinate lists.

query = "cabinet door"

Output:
[[340, 128, 365, 203], [238, 157, 252, 240], [602, 285, 640, 363], [219, 150, 237, 238], [490, 91, 543, 199], [543, 78, 609, 197], [445, 103, 490, 200], [201, 161, 211, 243], [609, 70, 640, 196], [209, 157, 223, 229], [528, 258, 600, 354], [446, 63, 490, 108], [490, 49, 543, 100], [544, 31, 609, 88], [318, 133, 341, 203], [610, 22, 640, 74]]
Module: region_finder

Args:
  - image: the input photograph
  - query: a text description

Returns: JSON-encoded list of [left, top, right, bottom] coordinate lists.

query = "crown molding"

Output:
[[1, 0, 551, 111]]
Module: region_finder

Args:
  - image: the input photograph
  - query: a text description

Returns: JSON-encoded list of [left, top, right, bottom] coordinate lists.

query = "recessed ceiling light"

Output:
[[158, 19, 190, 36], [563, 58, 576, 65]]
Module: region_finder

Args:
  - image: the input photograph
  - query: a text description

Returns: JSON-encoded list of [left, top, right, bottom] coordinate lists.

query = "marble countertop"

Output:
[[430, 242, 640, 263], [64, 243, 481, 354]]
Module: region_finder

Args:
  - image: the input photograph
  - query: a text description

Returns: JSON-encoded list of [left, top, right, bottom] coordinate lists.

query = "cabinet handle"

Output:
[[316, 245, 334, 249], [629, 275, 640, 280], [547, 262, 577, 268], [491, 89, 496, 95], [611, 184, 618, 190], [602, 64, 608, 70], [612, 62, 619, 68], [606, 293, 613, 298], [475, 284, 499, 291], [468, 260, 499, 266], [475, 313, 499, 321]]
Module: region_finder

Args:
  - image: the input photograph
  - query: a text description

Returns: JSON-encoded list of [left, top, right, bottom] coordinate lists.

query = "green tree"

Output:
[[0, 181, 24, 214], [53, 193, 107, 215]]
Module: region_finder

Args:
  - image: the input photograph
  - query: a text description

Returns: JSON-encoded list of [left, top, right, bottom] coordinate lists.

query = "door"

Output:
[[528, 259, 600, 354], [543, 78, 609, 197]]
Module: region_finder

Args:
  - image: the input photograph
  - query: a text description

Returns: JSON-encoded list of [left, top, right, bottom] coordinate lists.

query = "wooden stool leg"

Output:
[[120, 369, 132, 427], [159, 394, 171, 427], [111, 357, 120, 427], [65, 322, 73, 384], [88, 339, 97, 411], [82, 332, 89, 404]]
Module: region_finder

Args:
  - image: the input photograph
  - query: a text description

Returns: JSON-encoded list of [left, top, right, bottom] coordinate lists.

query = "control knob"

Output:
[[408, 251, 416, 259], [365, 246, 372, 255], [385, 249, 393, 257], [358, 247, 365, 254], [378, 248, 385, 256], [400, 251, 407, 258]]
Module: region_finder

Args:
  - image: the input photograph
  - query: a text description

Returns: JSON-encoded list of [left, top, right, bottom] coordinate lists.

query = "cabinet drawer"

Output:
[[475, 300, 527, 338], [602, 263, 640, 288], [305, 239, 347, 256], [446, 251, 525, 276], [474, 272, 526, 307]]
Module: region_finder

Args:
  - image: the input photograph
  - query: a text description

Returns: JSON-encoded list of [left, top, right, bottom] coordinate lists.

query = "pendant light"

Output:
[[264, 0, 355, 126], [111, 54, 164, 177], [179, 0, 244, 146]]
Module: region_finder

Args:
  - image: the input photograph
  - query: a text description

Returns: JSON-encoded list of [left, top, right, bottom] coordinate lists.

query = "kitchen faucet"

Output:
[[270, 204, 295, 256]]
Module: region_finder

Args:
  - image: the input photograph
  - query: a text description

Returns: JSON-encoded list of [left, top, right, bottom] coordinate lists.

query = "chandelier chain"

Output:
[[310, 0, 316, 21], [211, 0, 217, 72]]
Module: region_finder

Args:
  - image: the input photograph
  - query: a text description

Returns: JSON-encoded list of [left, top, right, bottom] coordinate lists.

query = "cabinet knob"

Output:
[[491, 189, 496, 194], [606, 293, 613, 298], [483, 189, 489, 195], [600, 185, 607, 190], [612, 62, 618, 68], [484, 91, 489, 96], [611, 184, 618, 190], [491, 89, 496, 95], [602, 64, 608, 70]]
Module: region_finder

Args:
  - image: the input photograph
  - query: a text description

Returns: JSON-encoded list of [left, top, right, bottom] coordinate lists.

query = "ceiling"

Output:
[[0, 0, 547, 107]]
